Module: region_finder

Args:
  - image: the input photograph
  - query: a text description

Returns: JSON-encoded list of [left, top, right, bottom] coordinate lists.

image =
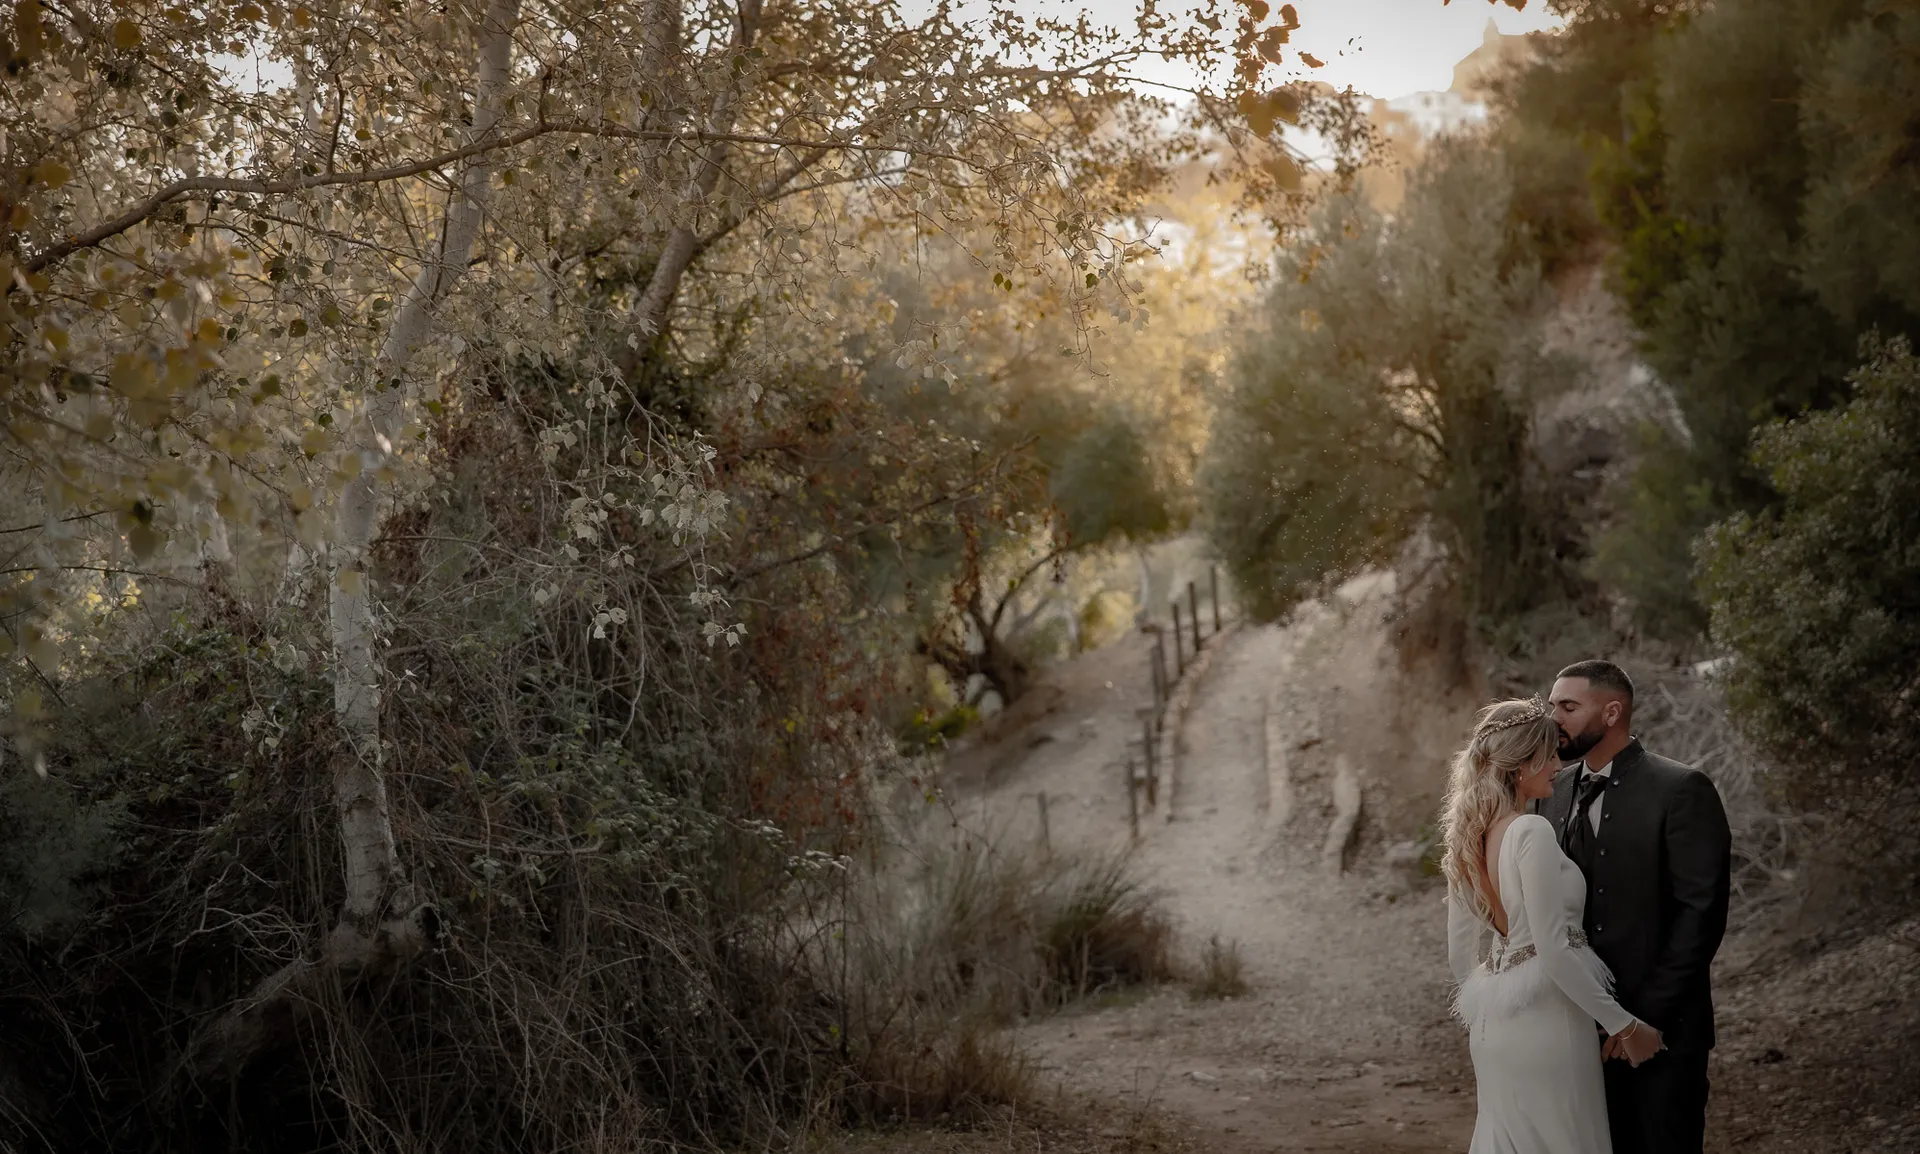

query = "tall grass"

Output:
[[1191, 935, 1251, 1000], [824, 817, 1179, 1124]]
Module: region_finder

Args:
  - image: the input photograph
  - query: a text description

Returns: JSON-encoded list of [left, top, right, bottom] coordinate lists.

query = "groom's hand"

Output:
[[1608, 1021, 1664, 1067]]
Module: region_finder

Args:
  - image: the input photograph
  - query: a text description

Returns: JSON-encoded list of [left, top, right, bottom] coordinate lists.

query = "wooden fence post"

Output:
[[1127, 758, 1141, 841], [1188, 580, 1201, 649], [1149, 634, 1163, 714], [1141, 713, 1158, 807], [1171, 601, 1185, 676], [1211, 565, 1222, 633], [1036, 790, 1052, 861], [1151, 639, 1168, 731], [1141, 713, 1156, 803]]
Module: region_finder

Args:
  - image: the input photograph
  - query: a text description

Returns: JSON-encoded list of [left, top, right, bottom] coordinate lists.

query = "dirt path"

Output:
[[949, 602, 1479, 1152], [931, 590, 1920, 1154]]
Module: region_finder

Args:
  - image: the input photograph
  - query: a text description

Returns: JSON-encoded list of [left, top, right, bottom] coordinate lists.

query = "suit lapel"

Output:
[[1608, 738, 1644, 788], [1544, 764, 1580, 843], [1602, 739, 1645, 825]]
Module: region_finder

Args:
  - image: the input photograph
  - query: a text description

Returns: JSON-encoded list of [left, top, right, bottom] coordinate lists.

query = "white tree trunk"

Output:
[[631, 1, 756, 341], [325, 0, 521, 965]]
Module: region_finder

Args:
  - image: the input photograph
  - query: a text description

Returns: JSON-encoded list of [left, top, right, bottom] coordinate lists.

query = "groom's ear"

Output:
[[1602, 698, 1626, 728]]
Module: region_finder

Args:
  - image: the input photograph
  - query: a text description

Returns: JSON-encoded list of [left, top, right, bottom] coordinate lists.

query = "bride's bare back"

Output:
[[1479, 813, 1522, 937]]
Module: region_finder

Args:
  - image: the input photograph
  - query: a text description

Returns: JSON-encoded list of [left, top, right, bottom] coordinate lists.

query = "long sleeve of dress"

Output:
[[1511, 815, 1636, 1036], [1446, 889, 1486, 982]]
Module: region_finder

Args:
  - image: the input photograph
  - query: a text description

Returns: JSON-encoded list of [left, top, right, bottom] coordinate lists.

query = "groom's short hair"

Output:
[[1557, 659, 1634, 704]]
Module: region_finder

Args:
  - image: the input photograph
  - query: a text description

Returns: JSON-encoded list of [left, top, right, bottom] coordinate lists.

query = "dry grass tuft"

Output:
[[1190, 934, 1251, 1000], [1042, 858, 1179, 1000], [828, 820, 1180, 1126]]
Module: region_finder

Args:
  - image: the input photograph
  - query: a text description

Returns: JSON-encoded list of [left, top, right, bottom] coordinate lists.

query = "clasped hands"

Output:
[[1602, 1019, 1665, 1067]]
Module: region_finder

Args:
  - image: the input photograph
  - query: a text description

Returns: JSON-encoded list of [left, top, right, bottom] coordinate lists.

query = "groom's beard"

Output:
[[1558, 723, 1605, 763]]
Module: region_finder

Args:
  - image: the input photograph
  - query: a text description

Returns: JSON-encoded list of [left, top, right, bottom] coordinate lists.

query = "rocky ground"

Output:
[[845, 585, 1920, 1154]]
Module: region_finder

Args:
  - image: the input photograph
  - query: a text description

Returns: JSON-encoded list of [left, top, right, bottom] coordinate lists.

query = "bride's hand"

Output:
[[1609, 1020, 1664, 1067]]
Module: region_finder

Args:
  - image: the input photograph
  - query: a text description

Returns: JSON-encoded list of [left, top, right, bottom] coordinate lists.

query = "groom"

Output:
[[1543, 660, 1732, 1154]]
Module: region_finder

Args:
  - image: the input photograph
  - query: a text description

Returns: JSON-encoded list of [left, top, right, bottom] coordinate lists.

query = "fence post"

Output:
[[1148, 634, 1162, 713], [1141, 713, 1158, 807], [1151, 639, 1168, 731], [1211, 565, 1222, 633], [1171, 602, 1185, 676], [1188, 580, 1201, 649], [1127, 758, 1141, 841], [1036, 790, 1052, 861], [1141, 713, 1156, 801]]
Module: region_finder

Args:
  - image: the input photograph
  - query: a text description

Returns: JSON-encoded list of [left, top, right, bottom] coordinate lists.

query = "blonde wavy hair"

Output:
[[1440, 698, 1562, 926]]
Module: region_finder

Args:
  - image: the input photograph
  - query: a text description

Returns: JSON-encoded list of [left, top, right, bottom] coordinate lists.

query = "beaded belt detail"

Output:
[[1488, 927, 1590, 974]]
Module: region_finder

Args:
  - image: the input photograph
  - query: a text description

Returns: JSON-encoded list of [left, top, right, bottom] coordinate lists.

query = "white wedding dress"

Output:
[[1447, 814, 1634, 1154]]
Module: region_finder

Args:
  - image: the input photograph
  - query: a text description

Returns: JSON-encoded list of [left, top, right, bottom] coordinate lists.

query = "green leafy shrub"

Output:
[[897, 703, 980, 752], [1699, 337, 1920, 895], [1526, 0, 1920, 642]]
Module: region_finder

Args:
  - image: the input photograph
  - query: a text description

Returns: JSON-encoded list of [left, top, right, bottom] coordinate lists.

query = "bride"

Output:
[[1442, 699, 1663, 1153]]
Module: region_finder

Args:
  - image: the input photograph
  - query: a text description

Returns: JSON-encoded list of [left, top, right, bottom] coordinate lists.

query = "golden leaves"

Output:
[[208, 426, 265, 457], [16, 627, 63, 675], [109, 352, 158, 397], [12, 0, 44, 60], [111, 18, 142, 50], [127, 524, 163, 558], [332, 451, 363, 486], [1264, 155, 1302, 192], [1238, 88, 1301, 139], [31, 159, 69, 189], [161, 347, 201, 390]]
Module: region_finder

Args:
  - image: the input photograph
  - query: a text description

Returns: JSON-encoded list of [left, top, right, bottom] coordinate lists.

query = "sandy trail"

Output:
[[947, 606, 1479, 1152], [934, 591, 1920, 1154]]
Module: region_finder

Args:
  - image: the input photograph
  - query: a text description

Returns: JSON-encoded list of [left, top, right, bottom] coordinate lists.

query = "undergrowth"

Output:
[[0, 389, 1182, 1153]]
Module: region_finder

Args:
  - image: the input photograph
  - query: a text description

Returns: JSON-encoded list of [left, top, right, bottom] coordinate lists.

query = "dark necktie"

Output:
[[1563, 772, 1608, 871]]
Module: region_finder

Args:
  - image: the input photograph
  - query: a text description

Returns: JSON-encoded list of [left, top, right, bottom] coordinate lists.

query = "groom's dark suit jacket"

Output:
[[1539, 738, 1732, 1053]]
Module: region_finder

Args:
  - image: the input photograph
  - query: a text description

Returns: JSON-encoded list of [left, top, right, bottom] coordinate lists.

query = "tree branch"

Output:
[[24, 119, 1002, 276], [987, 545, 1069, 635]]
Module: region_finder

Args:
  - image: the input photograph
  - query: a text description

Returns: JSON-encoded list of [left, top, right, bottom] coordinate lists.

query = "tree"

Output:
[[1698, 337, 1920, 893], [1510, 0, 1920, 640], [1205, 141, 1566, 627], [915, 408, 1171, 707], [6, 0, 1364, 1103], [807, 232, 1181, 707]]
